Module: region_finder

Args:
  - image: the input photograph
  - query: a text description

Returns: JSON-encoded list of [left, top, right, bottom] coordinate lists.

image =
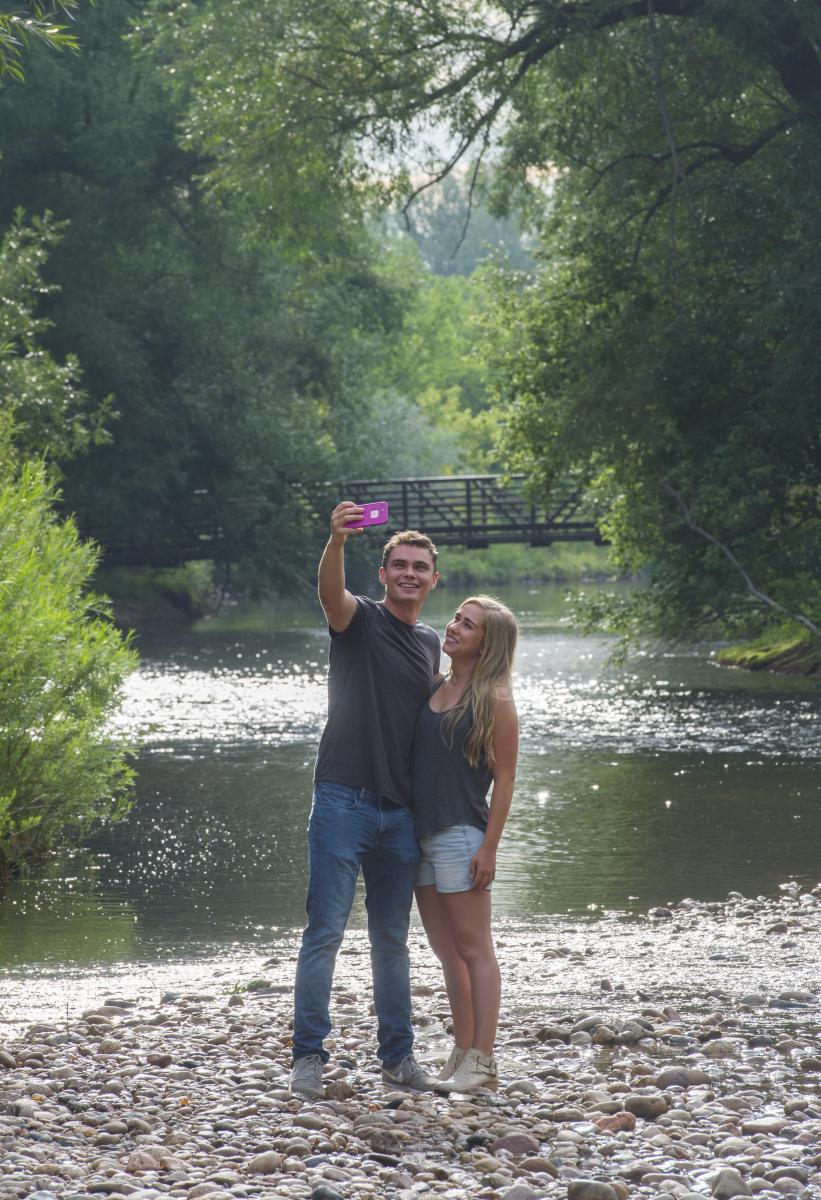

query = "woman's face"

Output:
[[443, 602, 486, 662]]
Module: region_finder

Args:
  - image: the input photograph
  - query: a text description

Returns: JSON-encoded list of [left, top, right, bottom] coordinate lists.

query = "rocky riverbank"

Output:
[[1, 884, 819, 1200]]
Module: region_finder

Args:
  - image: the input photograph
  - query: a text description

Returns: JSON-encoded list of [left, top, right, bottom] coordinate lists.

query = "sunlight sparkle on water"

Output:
[[112, 667, 327, 745]]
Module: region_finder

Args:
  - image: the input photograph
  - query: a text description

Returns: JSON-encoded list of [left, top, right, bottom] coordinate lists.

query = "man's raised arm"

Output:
[[317, 501, 363, 633]]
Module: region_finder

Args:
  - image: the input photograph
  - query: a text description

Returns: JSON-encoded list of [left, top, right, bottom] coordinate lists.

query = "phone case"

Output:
[[345, 501, 389, 529]]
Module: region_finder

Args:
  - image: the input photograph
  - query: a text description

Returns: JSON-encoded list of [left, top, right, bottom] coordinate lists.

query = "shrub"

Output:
[[0, 458, 137, 882]]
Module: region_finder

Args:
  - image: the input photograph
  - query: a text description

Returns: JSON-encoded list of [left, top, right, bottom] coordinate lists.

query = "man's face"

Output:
[[379, 545, 439, 608]]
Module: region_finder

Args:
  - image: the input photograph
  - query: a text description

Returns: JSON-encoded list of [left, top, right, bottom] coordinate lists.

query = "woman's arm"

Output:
[[469, 688, 519, 891]]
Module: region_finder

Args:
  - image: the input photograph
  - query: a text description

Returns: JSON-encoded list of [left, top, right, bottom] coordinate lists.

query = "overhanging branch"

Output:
[[662, 481, 821, 639]]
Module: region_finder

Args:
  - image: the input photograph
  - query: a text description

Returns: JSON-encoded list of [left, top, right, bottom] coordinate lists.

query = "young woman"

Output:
[[412, 595, 519, 1092]]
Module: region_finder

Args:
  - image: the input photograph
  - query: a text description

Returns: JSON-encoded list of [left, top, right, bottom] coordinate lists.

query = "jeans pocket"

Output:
[[315, 781, 358, 808]]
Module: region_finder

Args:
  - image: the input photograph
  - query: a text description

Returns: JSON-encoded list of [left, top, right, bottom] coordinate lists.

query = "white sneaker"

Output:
[[289, 1053, 325, 1099], [437, 1045, 467, 1081], [435, 1047, 498, 1093], [382, 1053, 436, 1091]]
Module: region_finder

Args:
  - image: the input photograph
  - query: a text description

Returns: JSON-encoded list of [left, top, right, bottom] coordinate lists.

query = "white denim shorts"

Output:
[[416, 823, 490, 893]]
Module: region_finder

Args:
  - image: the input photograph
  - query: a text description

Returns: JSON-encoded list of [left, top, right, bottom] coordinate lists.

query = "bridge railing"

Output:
[[301, 474, 603, 547]]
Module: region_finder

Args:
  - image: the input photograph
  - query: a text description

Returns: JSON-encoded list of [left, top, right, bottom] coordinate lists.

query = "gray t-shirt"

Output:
[[314, 596, 441, 809], [411, 693, 493, 838]]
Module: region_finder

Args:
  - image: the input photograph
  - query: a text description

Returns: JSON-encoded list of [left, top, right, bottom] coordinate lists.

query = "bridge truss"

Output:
[[302, 474, 603, 548]]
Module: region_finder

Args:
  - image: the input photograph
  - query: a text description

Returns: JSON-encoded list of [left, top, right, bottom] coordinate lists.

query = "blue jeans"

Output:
[[292, 782, 421, 1065]]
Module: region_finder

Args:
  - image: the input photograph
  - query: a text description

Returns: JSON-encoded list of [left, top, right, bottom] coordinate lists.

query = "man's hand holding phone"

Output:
[[345, 501, 388, 530], [330, 501, 365, 542], [330, 500, 389, 541]]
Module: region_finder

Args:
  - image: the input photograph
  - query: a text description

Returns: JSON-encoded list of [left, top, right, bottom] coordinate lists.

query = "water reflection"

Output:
[[1, 585, 819, 970], [507, 752, 819, 915]]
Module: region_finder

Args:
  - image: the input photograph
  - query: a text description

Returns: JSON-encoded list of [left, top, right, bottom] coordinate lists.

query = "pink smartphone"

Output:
[[345, 501, 389, 529]]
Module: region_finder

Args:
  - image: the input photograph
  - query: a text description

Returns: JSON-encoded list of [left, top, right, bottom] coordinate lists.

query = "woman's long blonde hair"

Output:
[[441, 595, 518, 769]]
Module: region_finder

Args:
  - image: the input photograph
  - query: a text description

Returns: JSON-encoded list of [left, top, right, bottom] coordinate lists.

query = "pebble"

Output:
[[624, 1092, 668, 1119], [567, 1183, 620, 1200], [0, 884, 818, 1200], [711, 1166, 752, 1197]]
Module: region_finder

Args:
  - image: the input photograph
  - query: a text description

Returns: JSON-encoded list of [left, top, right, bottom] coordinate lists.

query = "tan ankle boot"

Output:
[[435, 1047, 498, 1093], [437, 1045, 467, 1082]]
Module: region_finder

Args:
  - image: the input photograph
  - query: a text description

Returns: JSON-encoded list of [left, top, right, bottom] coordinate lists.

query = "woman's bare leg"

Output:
[[440, 889, 499, 1055], [415, 884, 474, 1051]]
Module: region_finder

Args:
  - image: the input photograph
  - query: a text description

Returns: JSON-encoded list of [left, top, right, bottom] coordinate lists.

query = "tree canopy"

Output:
[[0, 1, 432, 581], [147, 0, 821, 640]]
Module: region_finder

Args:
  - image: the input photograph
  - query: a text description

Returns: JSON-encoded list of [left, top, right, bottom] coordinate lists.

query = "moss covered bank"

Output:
[[717, 623, 821, 677]]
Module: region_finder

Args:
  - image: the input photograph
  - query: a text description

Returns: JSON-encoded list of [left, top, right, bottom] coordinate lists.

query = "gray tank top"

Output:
[[411, 686, 492, 838]]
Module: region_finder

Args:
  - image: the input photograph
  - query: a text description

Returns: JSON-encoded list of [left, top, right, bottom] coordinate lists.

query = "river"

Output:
[[1, 584, 819, 1029]]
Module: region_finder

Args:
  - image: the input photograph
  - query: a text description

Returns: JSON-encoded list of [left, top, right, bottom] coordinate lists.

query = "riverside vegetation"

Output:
[[0, 209, 135, 883], [0, 455, 135, 884]]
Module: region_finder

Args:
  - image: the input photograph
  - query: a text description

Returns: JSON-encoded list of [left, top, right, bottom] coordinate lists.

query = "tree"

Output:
[[150, 0, 821, 640], [0, 449, 136, 882], [376, 243, 501, 474], [0, 1, 418, 583], [392, 172, 533, 277], [0, 215, 135, 883], [0, 212, 110, 464], [479, 11, 821, 642], [144, 2, 821, 205], [0, 0, 140, 888]]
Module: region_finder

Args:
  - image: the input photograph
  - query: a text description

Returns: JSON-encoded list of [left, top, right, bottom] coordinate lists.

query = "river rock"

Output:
[[624, 1092, 668, 1119], [769, 1167, 810, 1184], [2, 885, 820, 1200], [502, 1185, 542, 1200], [701, 1039, 742, 1057], [520, 1156, 559, 1176], [536, 1025, 571, 1043], [770, 1181, 804, 1195], [593, 1112, 636, 1133], [311, 1187, 347, 1200], [711, 1167, 752, 1198], [472, 1155, 504, 1171], [491, 1133, 541, 1155], [125, 1152, 160, 1173], [740, 1117, 786, 1135], [325, 1079, 355, 1099], [96, 1039, 122, 1054], [567, 1182, 620, 1200], [656, 1067, 691, 1088], [146, 1052, 172, 1067], [369, 1129, 402, 1154]]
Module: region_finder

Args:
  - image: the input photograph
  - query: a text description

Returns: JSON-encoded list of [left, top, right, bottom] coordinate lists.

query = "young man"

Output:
[[289, 501, 441, 1099]]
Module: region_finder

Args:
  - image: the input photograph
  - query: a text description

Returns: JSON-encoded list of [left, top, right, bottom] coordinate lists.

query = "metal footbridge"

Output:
[[68, 474, 604, 566]]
